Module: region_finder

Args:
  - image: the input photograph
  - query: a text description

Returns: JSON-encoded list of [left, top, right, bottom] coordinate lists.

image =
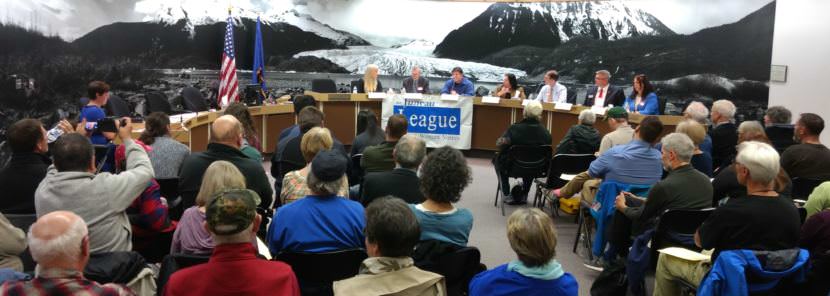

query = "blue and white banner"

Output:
[[381, 95, 473, 149]]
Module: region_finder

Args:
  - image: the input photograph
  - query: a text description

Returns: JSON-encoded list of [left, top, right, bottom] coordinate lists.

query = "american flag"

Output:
[[218, 14, 239, 105]]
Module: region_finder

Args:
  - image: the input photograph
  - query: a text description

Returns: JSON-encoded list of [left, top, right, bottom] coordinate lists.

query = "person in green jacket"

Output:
[[805, 181, 830, 218]]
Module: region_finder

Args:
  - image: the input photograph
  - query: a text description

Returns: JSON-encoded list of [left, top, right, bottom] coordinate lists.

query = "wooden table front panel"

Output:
[[321, 101, 357, 145], [189, 124, 210, 152], [471, 105, 513, 150], [263, 113, 295, 154]]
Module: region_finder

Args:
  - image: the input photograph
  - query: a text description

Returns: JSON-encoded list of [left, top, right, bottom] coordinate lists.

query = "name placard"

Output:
[[440, 94, 459, 101], [403, 93, 423, 99], [367, 92, 387, 100], [554, 102, 573, 111], [481, 96, 501, 104]]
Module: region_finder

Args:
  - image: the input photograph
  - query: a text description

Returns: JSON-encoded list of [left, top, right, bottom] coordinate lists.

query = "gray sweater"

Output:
[[35, 139, 154, 254]]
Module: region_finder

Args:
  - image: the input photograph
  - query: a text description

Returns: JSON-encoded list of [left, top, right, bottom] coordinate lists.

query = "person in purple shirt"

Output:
[[588, 116, 664, 185], [440, 67, 475, 96], [79, 81, 113, 145]]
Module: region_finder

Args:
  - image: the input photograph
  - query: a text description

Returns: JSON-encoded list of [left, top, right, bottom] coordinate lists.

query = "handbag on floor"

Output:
[[590, 258, 629, 296]]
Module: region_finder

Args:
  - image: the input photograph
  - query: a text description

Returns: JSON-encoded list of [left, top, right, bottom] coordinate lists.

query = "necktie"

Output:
[[548, 86, 554, 103], [598, 87, 604, 99]]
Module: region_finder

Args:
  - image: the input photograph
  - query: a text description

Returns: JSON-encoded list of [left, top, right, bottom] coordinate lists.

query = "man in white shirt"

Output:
[[536, 70, 568, 103], [584, 70, 626, 107]]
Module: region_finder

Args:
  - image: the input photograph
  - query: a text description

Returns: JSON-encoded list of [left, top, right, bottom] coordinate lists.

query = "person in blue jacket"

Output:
[[80, 80, 113, 145], [440, 67, 475, 96], [469, 208, 578, 296], [624, 74, 660, 115]]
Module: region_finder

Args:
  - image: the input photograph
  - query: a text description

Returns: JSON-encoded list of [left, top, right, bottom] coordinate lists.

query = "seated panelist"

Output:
[[402, 66, 430, 94], [493, 73, 526, 100], [623, 74, 660, 115], [355, 64, 383, 93], [584, 70, 626, 108], [440, 67, 475, 96]]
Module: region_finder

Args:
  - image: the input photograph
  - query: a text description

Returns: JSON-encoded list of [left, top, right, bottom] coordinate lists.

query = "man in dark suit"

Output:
[[402, 66, 430, 94], [582, 70, 626, 107], [360, 134, 426, 206], [709, 99, 738, 174]]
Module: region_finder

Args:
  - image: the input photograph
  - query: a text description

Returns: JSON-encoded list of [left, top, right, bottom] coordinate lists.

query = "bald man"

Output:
[[0, 211, 135, 295], [178, 115, 273, 209]]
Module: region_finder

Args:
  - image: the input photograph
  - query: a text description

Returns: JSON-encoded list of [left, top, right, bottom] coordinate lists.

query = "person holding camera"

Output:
[[80, 81, 113, 145]]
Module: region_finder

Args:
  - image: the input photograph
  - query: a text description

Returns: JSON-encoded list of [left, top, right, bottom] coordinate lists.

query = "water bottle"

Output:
[[401, 87, 406, 94], [352, 86, 358, 94], [46, 126, 64, 143]]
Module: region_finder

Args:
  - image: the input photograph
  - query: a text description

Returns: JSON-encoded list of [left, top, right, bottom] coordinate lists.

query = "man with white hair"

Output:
[[0, 211, 134, 295], [555, 109, 600, 154], [402, 66, 430, 94], [709, 99, 738, 173], [653, 141, 801, 295], [494, 100, 552, 204], [683, 101, 713, 155]]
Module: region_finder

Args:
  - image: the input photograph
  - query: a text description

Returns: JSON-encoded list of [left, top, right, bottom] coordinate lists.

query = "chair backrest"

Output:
[[156, 253, 211, 294], [105, 95, 131, 117], [418, 247, 484, 296], [156, 178, 183, 220], [653, 208, 715, 251], [349, 154, 364, 186], [145, 91, 173, 115], [545, 153, 596, 188], [180, 87, 209, 112], [311, 79, 337, 93], [504, 145, 552, 179], [349, 80, 360, 92], [4, 214, 38, 273], [275, 248, 367, 295], [791, 177, 827, 199]]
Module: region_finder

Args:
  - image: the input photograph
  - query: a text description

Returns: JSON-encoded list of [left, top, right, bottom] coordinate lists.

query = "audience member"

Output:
[[0, 211, 134, 295], [535, 70, 568, 104], [469, 208, 578, 296], [410, 147, 473, 246], [623, 74, 659, 115], [605, 133, 712, 263], [764, 105, 797, 153], [799, 208, 830, 296], [272, 95, 317, 164], [80, 81, 113, 145], [36, 119, 153, 254], [355, 64, 383, 93], [266, 150, 365, 255], [171, 161, 247, 255], [675, 120, 713, 177], [178, 115, 272, 209], [555, 109, 600, 155], [805, 182, 830, 218], [281, 127, 349, 204], [781, 113, 830, 179], [583, 70, 626, 108], [493, 73, 526, 100], [139, 112, 189, 179], [440, 67, 475, 96], [334, 197, 446, 295], [653, 141, 801, 295], [0, 213, 25, 271], [360, 134, 427, 206], [494, 101, 552, 204], [709, 99, 738, 174], [402, 66, 430, 94], [164, 189, 300, 296], [711, 130, 791, 205], [598, 107, 634, 155], [0, 119, 51, 214], [224, 102, 263, 161], [351, 109, 385, 156], [362, 114, 408, 173], [738, 120, 765, 139], [682, 101, 713, 155]]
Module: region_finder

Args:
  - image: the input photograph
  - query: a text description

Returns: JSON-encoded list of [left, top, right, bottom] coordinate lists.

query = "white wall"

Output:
[[769, 0, 830, 144]]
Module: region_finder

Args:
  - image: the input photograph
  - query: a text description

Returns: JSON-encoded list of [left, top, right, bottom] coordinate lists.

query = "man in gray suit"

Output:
[[402, 66, 430, 94]]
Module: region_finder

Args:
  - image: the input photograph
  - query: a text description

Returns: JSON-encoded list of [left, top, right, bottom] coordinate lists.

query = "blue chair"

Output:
[[697, 248, 810, 296], [588, 180, 652, 257]]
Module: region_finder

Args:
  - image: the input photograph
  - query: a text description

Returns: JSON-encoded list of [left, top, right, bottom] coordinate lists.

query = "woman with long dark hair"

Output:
[[224, 102, 262, 161], [351, 109, 385, 155], [140, 112, 189, 179], [494, 73, 526, 100], [624, 74, 659, 115]]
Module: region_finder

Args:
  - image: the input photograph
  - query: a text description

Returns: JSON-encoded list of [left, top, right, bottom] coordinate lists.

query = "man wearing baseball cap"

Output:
[[165, 189, 300, 296], [599, 107, 635, 155]]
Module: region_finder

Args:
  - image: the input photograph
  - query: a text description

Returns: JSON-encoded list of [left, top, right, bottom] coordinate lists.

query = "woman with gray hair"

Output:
[[764, 106, 797, 153], [494, 100, 552, 204], [555, 109, 600, 155]]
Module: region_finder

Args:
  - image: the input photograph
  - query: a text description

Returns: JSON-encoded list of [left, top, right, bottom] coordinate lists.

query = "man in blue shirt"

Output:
[[440, 67, 475, 96], [587, 116, 664, 185], [79, 81, 112, 145], [266, 150, 365, 255]]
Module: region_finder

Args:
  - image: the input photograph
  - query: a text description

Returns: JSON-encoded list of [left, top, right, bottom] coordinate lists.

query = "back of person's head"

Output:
[[292, 95, 317, 116], [386, 114, 408, 139], [206, 188, 260, 244], [224, 102, 256, 138], [301, 127, 334, 163], [53, 133, 93, 172], [308, 150, 348, 196], [394, 134, 426, 170], [738, 121, 765, 137], [28, 211, 88, 269], [712, 99, 736, 120], [637, 116, 664, 144], [298, 106, 325, 133], [523, 100, 543, 121], [196, 161, 246, 207], [356, 109, 380, 136], [738, 123, 771, 144], [735, 141, 780, 184], [798, 113, 825, 136], [420, 146, 471, 203], [7, 118, 44, 153], [684, 101, 709, 124], [87, 81, 110, 100], [660, 133, 695, 163], [364, 197, 420, 257], [765, 106, 792, 125], [578, 110, 596, 126], [675, 120, 706, 146], [507, 208, 557, 267], [210, 115, 243, 145], [139, 112, 170, 145]]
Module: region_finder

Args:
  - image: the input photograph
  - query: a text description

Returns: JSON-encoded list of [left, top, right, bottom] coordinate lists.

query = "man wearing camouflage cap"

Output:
[[164, 189, 300, 296]]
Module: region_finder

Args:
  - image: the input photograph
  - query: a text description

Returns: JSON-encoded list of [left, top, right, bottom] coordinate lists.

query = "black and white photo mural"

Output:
[[0, 0, 775, 134]]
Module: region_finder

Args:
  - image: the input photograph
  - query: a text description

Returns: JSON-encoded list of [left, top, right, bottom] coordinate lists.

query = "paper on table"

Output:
[[368, 92, 387, 99], [441, 94, 459, 101], [554, 102, 573, 111], [521, 99, 530, 106], [658, 247, 711, 262], [481, 96, 501, 104]]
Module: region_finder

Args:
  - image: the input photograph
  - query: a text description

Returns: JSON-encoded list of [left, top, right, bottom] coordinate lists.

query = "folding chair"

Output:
[[533, 153, 595, 215], [494, 145, 551, 216], [275, 248, 367, 296]]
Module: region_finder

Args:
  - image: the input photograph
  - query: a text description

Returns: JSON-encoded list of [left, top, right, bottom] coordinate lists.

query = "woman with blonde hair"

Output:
[[469, 208, 578, 296], [281, 127, 349, 204], [170, 161, 247, 254], [676, 120, 713, 177], [356, 64, 383, 93]]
